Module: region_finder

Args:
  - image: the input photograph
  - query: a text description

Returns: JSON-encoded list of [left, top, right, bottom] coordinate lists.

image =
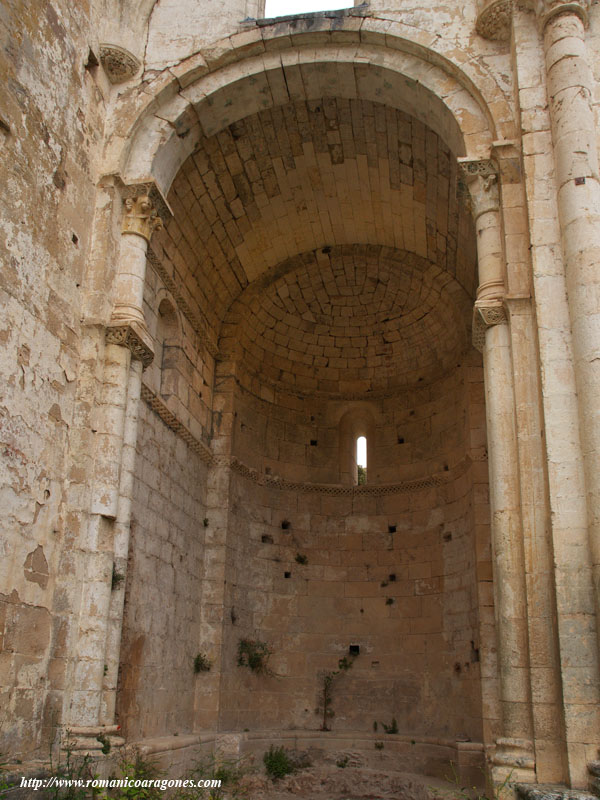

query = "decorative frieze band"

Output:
[[140, 384, 473, 496], [140, 384, 214, 464], [106, 321, 154, 367], [459, 159, 498, 179], [216, 456, 473, 497], [227, 458, 468, 496]]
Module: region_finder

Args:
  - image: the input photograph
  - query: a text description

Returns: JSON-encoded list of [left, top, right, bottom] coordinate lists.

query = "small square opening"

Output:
[[388, 525, 396, 534], [349, 644, 360, 656], [284, 571, 291, 579]]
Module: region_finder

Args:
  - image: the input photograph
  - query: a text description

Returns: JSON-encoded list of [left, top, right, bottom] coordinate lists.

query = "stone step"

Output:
[[515, 784, 598, 800]]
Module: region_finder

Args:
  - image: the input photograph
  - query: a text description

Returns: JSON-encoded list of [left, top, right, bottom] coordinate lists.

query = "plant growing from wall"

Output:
[[317, 653, 357, 731], [111, 565, 125, 590], [295, 553, 308, 565], [95, 732, 111, 755], [381, 717, 398, 734], [237, 638, 273, 675], [194, 653, 212, 673]]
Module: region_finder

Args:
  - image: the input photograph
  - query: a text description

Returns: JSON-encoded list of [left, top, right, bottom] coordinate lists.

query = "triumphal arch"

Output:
[[2, 0, 600, 795]]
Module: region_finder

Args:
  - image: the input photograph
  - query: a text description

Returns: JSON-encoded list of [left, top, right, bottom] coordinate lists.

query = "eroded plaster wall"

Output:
[[0, 0, 110, 757]]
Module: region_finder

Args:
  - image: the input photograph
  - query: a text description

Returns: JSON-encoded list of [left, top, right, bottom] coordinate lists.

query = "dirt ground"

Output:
[[235, 765, 464, 800]]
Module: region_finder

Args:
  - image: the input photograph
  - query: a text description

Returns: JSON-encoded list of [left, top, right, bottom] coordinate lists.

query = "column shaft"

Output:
[[484, 321, 535, 780], [465, 166, 536, 782], [101, 359, 143, 724], [66, 343, 131, 727], [540, 6, 600, 784], [545, 8, 600, 631]]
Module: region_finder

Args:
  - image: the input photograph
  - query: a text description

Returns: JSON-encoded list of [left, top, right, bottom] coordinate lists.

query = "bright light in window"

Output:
[[356, 436, 367, 468], [265, 0, 351, 16]]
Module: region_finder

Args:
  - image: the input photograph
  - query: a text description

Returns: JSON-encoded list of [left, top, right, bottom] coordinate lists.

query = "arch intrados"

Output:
[[118, 34, 499, 199], [338, 404, 378, 431]]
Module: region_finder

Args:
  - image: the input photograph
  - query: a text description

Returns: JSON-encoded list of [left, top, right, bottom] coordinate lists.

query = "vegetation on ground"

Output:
[[430, 762, 514, 800], [262, 746, 311, 782]]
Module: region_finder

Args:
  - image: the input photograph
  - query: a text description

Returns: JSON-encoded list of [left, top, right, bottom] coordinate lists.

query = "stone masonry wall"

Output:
[[215, 358, 491, 742], [117, 402, 209, 741], [218, 466, 483, 740], [231, 365, 476, 485]]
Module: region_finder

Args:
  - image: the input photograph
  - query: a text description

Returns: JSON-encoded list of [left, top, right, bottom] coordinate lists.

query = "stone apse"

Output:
[[2, 0, 600, 795]]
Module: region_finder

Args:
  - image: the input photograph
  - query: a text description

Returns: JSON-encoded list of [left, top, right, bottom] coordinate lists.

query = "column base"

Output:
[[64, 725, 125, 757], [492, 738, 537, 788]]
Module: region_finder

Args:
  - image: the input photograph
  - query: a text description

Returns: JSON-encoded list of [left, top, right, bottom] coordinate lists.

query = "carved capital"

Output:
[[99, 44, 140, 84], [459, 159, 500, 219], [472, 299, 508, 351], [122, 195, 163, 243], [476, 0, 514, 41], [527, 0, 590, 27], [106, 320, 154, 368]]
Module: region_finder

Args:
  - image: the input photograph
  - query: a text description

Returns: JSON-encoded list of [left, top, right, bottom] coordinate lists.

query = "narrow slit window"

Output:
[[357, 436, 367, 485]]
